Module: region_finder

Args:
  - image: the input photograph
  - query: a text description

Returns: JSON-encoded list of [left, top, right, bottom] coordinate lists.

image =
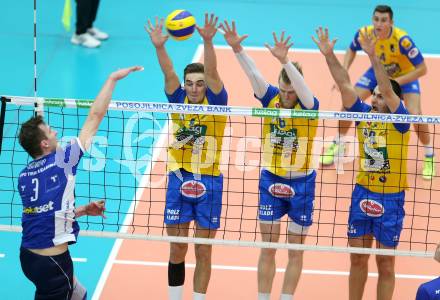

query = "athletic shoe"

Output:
[[422, 156, 436, 180], [87, 27, 109, 40], [321, 142, 345, 165], [71, 33, 101, 48]]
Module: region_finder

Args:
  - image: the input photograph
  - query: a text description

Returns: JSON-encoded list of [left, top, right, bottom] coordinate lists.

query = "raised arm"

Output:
[[78, 66, 143, 149], [219, 20, 269, 99], [145, 17, 180, 94], [265, 31, 315, 109], [196, 13, 223, 94], [312, 27, 358, 109], [359, 28, 400, 112], [342, 48, 357, 70]]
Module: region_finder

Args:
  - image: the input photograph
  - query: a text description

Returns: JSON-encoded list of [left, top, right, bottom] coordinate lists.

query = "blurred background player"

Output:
[[146, 13, 228, 300], [321, 5, 434, 180], [220, 20, 319, 300], [71, 0, 109, 48], [18, 66, 142, 299], [314, 26, 410, 300]]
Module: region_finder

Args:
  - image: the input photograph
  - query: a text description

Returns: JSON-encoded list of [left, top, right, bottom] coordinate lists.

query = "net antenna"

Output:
[[33, 0, 43, 116]]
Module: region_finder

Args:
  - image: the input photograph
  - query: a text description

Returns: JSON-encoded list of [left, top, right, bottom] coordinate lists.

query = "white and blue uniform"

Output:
[[18, 138, 84, 249]]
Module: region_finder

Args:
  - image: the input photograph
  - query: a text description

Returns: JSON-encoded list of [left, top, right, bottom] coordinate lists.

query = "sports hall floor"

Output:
[[1, 1, 440, 299]]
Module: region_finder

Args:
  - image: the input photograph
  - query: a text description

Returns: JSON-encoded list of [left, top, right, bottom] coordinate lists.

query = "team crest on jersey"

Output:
[[360, 199, 384, 217], [181, 180, 206, 198], [268, 183, 295, 198], [379, 175, 387, 183], [401, 37, 412, 49]]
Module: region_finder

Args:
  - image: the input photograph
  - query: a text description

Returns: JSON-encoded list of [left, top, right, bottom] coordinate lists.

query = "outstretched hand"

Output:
[[265, 31, 293, 64], [219, 20, 248, 52], [196, 13, 219, 41], [86, 200, 106, 218], [145, 17, 169, 48], [312, 27, 337, 56], [109, 66, 144, 81], [358, 27, 376, 56]]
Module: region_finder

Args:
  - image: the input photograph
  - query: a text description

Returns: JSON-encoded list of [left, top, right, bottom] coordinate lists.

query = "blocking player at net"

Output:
[[321, 5, 434, 180], [146, 13, 228, 300], [17, 66, 143, 300], [313, 27, 410, 300], [220, 20, 319, 300]]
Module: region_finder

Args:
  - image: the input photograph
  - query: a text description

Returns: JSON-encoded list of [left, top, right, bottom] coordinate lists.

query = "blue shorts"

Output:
[[20, 247, 79, 300], [258, 169, 316, 227], [165, 169, 223, 229], [348, 184, 405, 247], [355, 67, 420, 94]]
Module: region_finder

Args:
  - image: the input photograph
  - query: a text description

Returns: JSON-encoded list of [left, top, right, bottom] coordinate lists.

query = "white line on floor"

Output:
[[113, 259, 437, 281]]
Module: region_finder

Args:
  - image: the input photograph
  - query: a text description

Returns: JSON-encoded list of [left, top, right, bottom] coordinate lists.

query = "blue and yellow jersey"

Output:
[[257, 85, 319, 176], [348, 98, 410, 194], [167, 86, 228, 176], [350, 25, 424, 78]]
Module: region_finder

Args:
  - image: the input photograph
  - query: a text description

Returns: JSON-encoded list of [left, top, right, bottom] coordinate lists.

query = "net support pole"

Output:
[[0, 97, 9, 155]]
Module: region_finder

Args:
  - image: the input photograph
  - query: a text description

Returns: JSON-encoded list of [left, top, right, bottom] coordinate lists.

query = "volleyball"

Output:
[[165, 10, 196, 41]]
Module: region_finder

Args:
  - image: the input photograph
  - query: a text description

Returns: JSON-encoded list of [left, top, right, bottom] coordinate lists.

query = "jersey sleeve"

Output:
[[166, 86, 186, 104], [255, 84, 279, 108], [206, 86, 228, 106], [399, 35, 424, 66], [298, 97, 319, 111], [57, 138, 84, 175], [346, 97, 371, 113], [392, 101, 410, 133], [415, 284, 429, 300], [349, 30, 362, 52]]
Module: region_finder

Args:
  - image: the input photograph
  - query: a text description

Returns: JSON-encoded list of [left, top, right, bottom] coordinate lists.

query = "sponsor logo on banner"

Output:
[[360, 199, 384, 217], [44, 98, 66, 107], [76, 99, 94, 108], [252, 108, 280, 117], [268, 183, 295, 198], [291, 110, 318, 119], [181, 180, 206, 198]]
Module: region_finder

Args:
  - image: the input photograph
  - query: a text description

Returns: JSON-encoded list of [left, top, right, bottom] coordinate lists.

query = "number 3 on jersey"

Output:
[[30, 178, 39, 202]]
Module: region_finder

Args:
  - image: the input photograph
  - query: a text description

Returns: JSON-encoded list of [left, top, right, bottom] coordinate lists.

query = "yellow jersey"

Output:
[[166, 87, 227, 176], [350, 25, 424, 78], [259, 85, 319, 176], [349, 98, 410, 194]]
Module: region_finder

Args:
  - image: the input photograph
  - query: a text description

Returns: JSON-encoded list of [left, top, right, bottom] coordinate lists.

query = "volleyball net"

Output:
[[1, 95, 440, 257]]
